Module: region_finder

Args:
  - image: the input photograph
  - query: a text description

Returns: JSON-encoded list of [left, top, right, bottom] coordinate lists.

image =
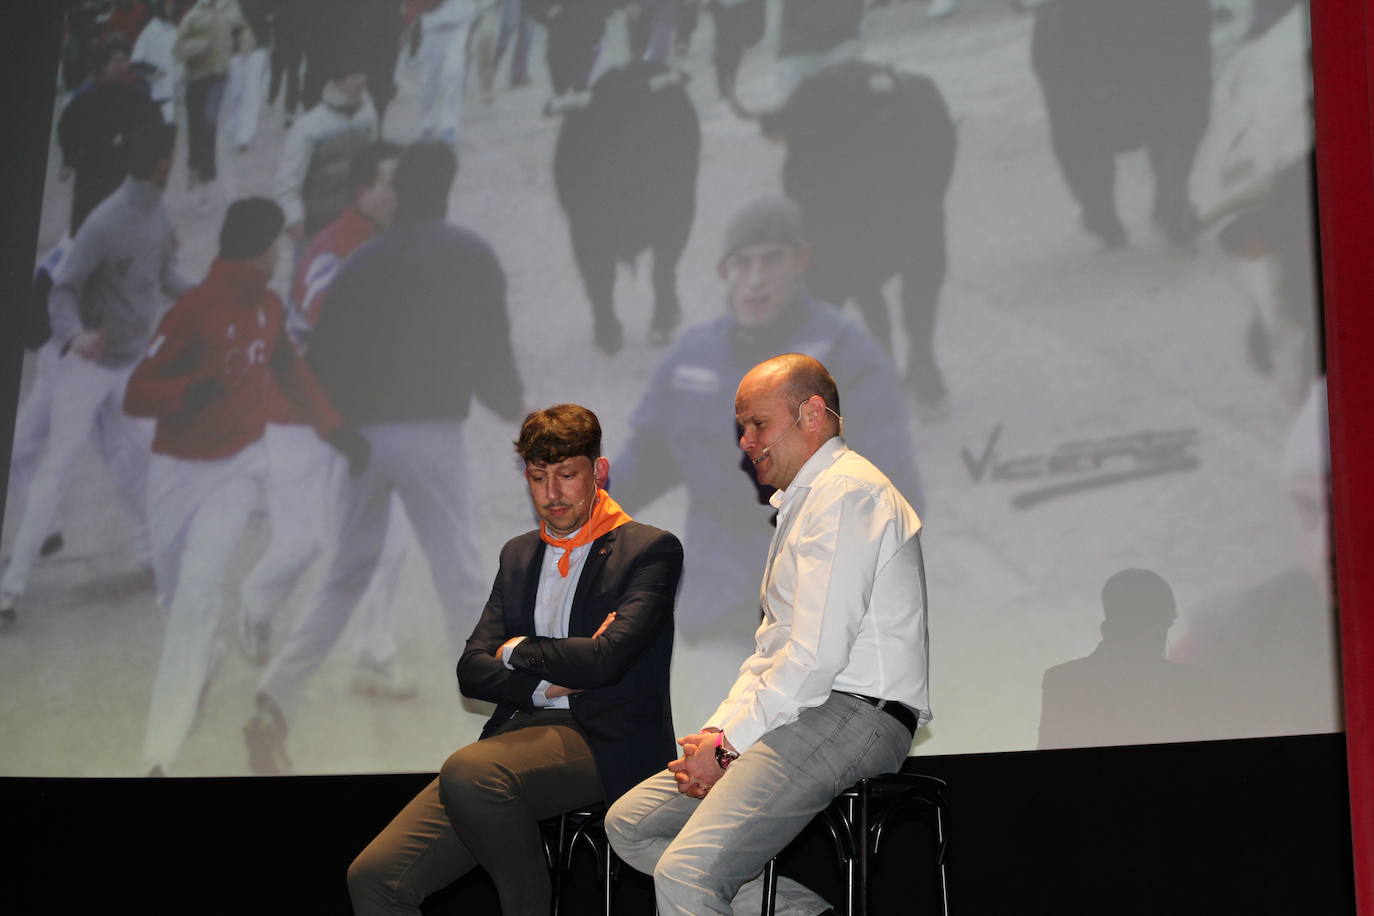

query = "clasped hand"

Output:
[[668, 731, 728, 798]]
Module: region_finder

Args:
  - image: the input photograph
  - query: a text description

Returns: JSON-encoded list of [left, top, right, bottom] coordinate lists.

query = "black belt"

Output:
[[838, 691, 918, 735]]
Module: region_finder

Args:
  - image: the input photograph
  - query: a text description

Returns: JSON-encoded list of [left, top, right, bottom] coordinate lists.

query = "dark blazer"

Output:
[[457, 520, 683, 802]]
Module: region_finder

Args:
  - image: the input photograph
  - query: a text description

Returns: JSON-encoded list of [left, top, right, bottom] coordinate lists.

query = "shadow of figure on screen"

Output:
[[1038, 568, 1208, 750], [1168, 378, 1339, 740]]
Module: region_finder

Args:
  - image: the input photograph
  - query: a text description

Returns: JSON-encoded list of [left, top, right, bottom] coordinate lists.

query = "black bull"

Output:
[[760, 61, 957, 409], [553, 61, 701, 355], [1030, 0, 1213, 247]]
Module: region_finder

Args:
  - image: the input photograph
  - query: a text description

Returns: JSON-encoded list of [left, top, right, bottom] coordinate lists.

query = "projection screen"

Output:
[[0, 0, 1337, 777]]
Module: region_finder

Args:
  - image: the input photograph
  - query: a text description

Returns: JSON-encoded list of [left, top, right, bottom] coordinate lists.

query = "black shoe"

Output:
[[1246, 314, 1275, 377], [0, 605, 15, 633], [244, 694, 291, 775], [238, 613, 271, 667], [1155, 204, 1200, 252], [40, 532, 64, 558]]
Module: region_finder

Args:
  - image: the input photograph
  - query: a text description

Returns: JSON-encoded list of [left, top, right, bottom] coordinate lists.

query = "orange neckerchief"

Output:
[[539, 489, 632, 577]]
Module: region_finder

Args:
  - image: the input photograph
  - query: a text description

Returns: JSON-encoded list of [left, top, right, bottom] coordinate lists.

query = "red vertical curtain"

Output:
[[1310, 1, 1373, 911]]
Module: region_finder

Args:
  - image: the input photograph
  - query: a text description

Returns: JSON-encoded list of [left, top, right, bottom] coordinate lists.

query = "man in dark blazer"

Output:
[[348, 403, 683, 916]]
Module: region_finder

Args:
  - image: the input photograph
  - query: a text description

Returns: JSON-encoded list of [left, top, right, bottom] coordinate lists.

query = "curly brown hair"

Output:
[[514, 404, 602, 465]]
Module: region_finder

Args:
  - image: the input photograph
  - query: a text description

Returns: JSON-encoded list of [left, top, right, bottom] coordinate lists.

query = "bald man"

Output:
[[606, 353, 932, 915]]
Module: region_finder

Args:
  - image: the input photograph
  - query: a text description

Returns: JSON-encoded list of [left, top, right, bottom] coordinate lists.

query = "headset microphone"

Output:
[[750, 401, 847, 464], [829, 405, 845, 437], [751, 404, 805, 464]]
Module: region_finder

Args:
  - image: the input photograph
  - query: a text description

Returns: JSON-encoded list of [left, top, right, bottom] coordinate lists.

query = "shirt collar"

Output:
[[206, 258, 272, 305], [768, 436, 847, 509], [120, 177, 162, 211], [343, 204, 383, 235], [322, 81, 366, 116], [542, 522, 586, 543]]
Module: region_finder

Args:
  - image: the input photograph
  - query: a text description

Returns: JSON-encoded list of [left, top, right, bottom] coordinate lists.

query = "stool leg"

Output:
[[935, 804, 950, 916], [551, 813, 569, 916], [602, 842, 615, 916], [843, 794, 860, 916], [761, 856, 779, 916], [857, 785, 873, 916]]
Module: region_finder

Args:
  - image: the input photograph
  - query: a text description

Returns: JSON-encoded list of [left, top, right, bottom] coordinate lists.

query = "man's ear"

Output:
[[594, 456, 610, 489]]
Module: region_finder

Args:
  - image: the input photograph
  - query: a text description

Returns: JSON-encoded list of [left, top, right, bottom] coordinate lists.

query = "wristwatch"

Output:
[[713, 732, 739, 770]]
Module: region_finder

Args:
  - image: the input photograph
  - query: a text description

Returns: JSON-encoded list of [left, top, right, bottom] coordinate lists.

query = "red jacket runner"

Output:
[[125, 257, 341, 460]]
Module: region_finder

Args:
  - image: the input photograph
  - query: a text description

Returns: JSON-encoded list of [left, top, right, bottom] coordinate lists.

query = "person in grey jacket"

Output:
[[0, 123, 190, 629], [275, 57, 380, 242]]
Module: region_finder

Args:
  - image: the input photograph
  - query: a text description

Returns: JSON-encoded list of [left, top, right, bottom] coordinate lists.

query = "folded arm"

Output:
[[506, 531, 682, 689], [457, 559, 547, 710]]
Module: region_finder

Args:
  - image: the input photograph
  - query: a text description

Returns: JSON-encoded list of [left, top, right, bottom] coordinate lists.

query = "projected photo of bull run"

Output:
[[0, 0, 1335, 780]]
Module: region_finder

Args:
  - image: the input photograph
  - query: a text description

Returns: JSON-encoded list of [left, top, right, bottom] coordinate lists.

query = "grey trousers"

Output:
[[606, 692, 913, 916], [348, 710, 603, 916]]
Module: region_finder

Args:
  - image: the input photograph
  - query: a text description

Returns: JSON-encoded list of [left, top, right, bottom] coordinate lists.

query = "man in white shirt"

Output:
[[606, 352, 931, 915]]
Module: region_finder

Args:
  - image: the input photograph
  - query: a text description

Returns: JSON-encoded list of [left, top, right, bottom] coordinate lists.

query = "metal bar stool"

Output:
[[541, 802, 617, 916], [762, 768, 950, 916]]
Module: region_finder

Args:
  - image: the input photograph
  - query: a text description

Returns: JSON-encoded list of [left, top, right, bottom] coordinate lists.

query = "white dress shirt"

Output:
[[500, 530, 594, 708], [706, 438, 931, 752]]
